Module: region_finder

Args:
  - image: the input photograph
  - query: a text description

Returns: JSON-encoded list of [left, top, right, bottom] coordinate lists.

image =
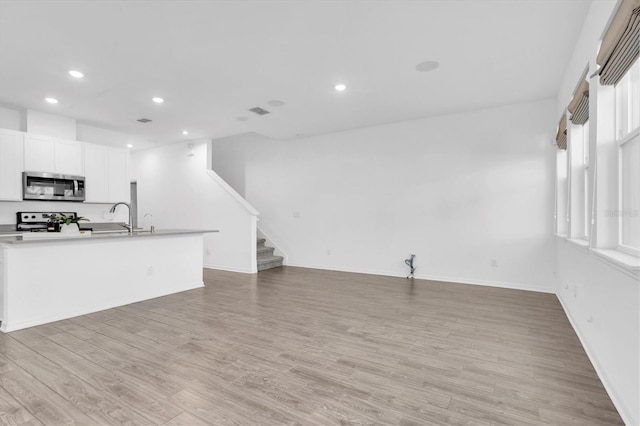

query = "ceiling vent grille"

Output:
[[249, 107, 270, 116], [137, 118, 152, 123]]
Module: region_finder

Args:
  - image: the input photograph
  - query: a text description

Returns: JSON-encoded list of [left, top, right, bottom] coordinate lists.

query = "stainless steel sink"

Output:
[[91, 229, 152, 235], [90, 229, 130, 234]]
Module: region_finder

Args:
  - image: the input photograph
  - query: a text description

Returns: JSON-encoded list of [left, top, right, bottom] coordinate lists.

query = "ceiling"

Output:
[[0, 0, 591, 149]]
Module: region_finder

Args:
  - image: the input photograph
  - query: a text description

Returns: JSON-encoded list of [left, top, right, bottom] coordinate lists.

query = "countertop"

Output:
[[0, 229, 219, 245]]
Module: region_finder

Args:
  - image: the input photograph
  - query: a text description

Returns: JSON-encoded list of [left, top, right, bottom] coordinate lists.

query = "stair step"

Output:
[[257, 245, 275, 257], [257, 238, 266, 246], [257, 255, 284, 272]]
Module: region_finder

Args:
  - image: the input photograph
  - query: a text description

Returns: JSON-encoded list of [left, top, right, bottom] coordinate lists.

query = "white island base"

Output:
[[0, 231, 210, 332]]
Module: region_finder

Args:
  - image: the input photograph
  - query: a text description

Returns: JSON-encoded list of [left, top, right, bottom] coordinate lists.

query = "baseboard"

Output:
[[414, 273, 555, 294], [285, 262, 554, 294], [204, 263, 256, 274], [286, 262, 402, 279], [556, 294, 635, 426]]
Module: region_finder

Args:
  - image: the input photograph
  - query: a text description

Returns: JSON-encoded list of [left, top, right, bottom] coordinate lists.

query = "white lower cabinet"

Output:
[[84, 143, 129, 203], [0, 129, 25, 201]]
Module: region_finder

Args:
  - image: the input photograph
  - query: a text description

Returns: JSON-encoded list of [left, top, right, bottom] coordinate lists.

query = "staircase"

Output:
[[257, 238, 283, 271]]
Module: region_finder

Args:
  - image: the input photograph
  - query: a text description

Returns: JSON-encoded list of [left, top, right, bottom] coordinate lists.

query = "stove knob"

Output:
[[31, 215, 36, 219]]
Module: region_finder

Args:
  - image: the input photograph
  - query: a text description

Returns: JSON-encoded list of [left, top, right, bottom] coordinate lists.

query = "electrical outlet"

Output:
[[326, 249, 331, 255], [205, 248, 211, 256], [490, 259, 498, 267], [293, 211, 300, 218], [147, 266, 154, 276]]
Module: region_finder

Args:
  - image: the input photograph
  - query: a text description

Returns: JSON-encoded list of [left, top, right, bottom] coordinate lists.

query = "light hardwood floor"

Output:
[[0, 267, 623, 425]]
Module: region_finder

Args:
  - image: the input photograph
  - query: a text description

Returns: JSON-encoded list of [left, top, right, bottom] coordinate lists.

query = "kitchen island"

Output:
[[0, 229, 218, 332]]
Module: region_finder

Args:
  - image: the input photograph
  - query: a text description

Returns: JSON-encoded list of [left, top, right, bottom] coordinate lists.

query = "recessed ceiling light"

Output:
[[415, 60, 439, 72], [182, 130, 189, 135], [126, 144, 133, 148], [267, 100, 285, 107], [237, 116, 250, 122], [152, 97, 164, 104], [45, 97, 59, 104], [334, 84, 347, 91], [68, 70, 84, 78]]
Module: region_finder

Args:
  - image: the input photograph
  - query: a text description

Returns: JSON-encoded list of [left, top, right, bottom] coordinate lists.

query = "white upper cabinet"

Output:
[[107, 148, 130, 202], [24, 134, 54, 172], [84, 143, 109, 202], [0, 129, 25, 201], [24, 134, 83, 175], [54, 138, 83, 175], [83, 143, 129, 203], [3, 128, 129, 204]]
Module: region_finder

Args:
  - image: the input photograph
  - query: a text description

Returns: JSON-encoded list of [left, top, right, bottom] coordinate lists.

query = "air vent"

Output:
[[137, 118, 152, 123], [249, 107, 270, 116]]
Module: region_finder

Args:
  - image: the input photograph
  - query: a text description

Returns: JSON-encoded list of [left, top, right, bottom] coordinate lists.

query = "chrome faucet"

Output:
[[109, 202, 133, 233], [144, 213, 155, 233]]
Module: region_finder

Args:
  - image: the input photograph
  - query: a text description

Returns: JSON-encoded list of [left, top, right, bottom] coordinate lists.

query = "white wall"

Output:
[[556, 241, 639, 426], [210, 132, 254, 198], [131, 140, 257, 273], [26, 109, 76, 140], [555, 1, 639, 424], [211, 98, 557, 292], [76, 123, 145, 149], [0, 105, 22, 131]]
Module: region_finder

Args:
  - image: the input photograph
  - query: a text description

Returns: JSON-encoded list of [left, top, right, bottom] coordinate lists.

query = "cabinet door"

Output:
[[0, 130, 25, 201], [83, 143, 109, 202], [54, 139, 83, 175], [24, 134, 54, 172], [108, 148, 129, 202]]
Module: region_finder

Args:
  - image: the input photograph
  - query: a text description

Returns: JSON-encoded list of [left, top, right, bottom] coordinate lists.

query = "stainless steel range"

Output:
[[16, 211, 77, 232]]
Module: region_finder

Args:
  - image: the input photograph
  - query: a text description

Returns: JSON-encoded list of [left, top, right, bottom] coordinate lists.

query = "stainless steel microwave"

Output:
[[23, 171, 85, 202]]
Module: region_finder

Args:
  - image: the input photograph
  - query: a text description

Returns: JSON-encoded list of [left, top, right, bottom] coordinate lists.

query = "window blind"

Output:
[[596, 0, 640, 86], [568, 79, 589, 125], [556, 115, 567, 150]]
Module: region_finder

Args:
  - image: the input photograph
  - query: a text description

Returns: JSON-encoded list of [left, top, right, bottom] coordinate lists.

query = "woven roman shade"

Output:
[[556, 115, 567, 150], [568, 79, 589, 125], [596, 0, 640, 85]]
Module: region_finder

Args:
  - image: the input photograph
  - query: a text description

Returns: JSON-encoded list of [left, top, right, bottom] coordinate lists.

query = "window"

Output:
[[615, 59, 640, 255], [568, 119, 589, 240], [615, 59, 640, 139], [556, 149, 568, 235], [620, 133, 639, 254], [553, 3, 639, 270], [566, 71, 590, 242], [583, 120, 590, 239]]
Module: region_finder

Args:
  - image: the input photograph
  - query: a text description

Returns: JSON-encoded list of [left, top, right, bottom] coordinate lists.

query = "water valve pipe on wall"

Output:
[[405, 254, 416, 279]]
